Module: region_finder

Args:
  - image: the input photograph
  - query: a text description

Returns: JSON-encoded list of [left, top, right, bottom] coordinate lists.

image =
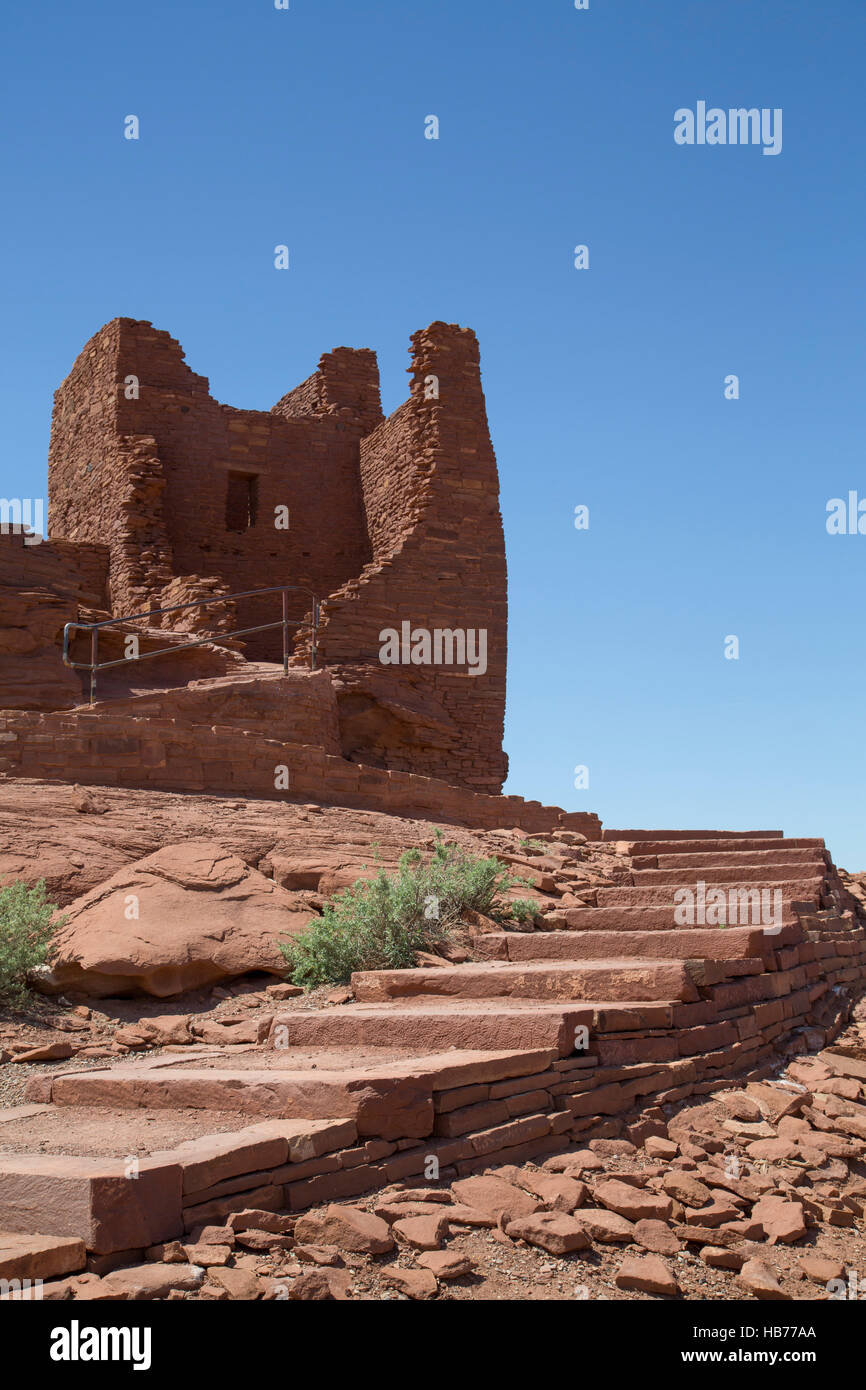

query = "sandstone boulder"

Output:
[[44, 840, 313, 997]]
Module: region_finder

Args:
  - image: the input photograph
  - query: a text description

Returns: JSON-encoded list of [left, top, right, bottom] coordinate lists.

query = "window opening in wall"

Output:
[[226, 471, 259, 531]]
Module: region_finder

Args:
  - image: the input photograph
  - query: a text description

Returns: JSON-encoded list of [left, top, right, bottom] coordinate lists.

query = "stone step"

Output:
[[603, 829, 784, 842], [0, 1231, 87, 1283], [42, 1050, 547, 1139], [0, 1113, 365, 1251], [473, 926, 791, 963], [544, 903, 801, 930], [624, 837, 824, 858], [632, 863, 824, 886], [350, 958, 701, 1005], [44, 1049, 562, 1133], [47, 1065, 422, 1139], [266, 998, 681, 1056], [641, 849, 825, 871], [597, 881, 821, 908]]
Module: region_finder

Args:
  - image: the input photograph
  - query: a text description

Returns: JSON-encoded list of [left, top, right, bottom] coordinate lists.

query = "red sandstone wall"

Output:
[[0, 707, 598, 835], [358, 400, 423, 559], [88, 668, 343, 756], [272, 346, 384, 437], [41, 317, 510, 795], [48, 320, 374, 656], [0, 532, 109, 709], [307, 323, 509, 795]]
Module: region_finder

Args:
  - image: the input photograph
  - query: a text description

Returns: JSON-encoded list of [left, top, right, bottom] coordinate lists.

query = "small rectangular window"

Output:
[[226, 471, 258, 531]]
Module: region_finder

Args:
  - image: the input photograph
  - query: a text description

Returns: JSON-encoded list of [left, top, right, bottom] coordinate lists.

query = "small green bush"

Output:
[[506, 897, 540, 924], [0, 880, 61, 1004], [280, 833, 538, 989]]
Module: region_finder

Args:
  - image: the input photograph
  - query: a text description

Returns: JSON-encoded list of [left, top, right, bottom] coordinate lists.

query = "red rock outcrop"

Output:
[[44, 840, 312, 997]]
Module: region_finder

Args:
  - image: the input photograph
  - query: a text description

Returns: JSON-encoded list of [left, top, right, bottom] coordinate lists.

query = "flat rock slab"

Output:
[[47, 1047, 559, 1141], [383, 1266, 438, 1300], [50, 1067, 432, 1141], [416, 1250, 474, 1279], [594, 1178, 673, 1223], [819, 1051, 866, 1083], [269, 999, 675, 1056], [505, 1211, 590, 1255], [574, 1209, 636, 1243], [485, 928, 773, 963], [633, 1219, 682, 1255], [392, 1213, 450, 1250], [738, 1259, 791, 1301], [615, 1253, 680, 1297], [294, 1204, 394, 1254], [751, 1197, 806, 1245], [0, 1105, 281, 1159], [451, 1175, 541, 1225], [102, 1261, 205, 1300], [351, 960, 700, 1005], [0, 1231, 86, 1282]]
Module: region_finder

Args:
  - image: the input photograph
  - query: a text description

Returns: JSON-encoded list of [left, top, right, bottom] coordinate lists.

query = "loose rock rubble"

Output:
[[4, 1006, 863, 1302]]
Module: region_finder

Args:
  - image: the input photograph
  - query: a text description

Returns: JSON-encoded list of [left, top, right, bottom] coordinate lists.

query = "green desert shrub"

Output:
[[0, 880, 61, 1004], [280, 833, 538, 988]]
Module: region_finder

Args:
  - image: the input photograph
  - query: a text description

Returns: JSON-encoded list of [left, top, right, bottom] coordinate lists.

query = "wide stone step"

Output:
[[624, 837, 824, 858], [644, 845, 828, 867], [0, 1231, 86, 1283], [632, 863, 824, 886], [45, 1052, 552, 1139], [643, 849, 825, 871], [266, 999, 681, 1056], [603, 829, 784, 842], [0, 1112, 365, 1250], [350, 959, 700, 1005], [545, 903, 801, 931], [473, 926, 789, 963], [597, 881, 821, 908]]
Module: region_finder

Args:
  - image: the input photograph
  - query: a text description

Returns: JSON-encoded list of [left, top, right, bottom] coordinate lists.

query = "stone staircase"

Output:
[[2, 828, 865, 1264], [260, 830, 841, 1055]]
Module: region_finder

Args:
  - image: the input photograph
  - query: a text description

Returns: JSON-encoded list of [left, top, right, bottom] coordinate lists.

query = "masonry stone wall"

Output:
[[0, 532, 110, 708], [306, 323, 509, 794], [2, 316, 512, 795], [48, 320, 373, 651], [0, 707, 599, 836]]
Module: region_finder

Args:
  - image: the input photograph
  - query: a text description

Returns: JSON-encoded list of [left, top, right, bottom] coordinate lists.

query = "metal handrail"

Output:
[[62, 584, 319, 705]]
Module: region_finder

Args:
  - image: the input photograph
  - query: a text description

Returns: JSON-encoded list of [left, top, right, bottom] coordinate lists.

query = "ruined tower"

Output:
[[40, 318, 509, 793]]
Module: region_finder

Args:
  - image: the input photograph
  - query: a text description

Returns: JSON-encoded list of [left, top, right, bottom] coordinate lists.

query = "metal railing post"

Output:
[[90, 628, 98, 705], [281, 589, 289, 675], [311, 600, 319, 671]]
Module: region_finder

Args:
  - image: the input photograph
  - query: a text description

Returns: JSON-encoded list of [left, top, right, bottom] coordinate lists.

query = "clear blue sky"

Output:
[[2, 2, 864, 865]]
